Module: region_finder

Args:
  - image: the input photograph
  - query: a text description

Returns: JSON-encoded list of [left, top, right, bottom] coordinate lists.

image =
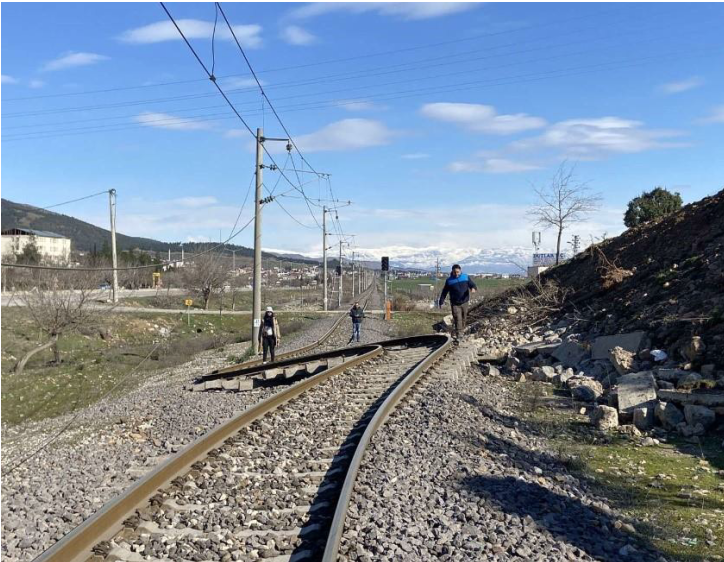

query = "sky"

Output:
[[2, 2, 723, 262]]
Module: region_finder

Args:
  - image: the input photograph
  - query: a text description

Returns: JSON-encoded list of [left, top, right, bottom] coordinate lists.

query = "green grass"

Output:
[[119, 288, 321, 311], [1, 308, 323, 426], [389, 311, 446, 337], [515, 381, 724, 562]]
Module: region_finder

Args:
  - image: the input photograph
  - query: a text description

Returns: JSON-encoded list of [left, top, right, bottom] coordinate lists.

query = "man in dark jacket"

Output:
[[438, 264, 477, 340], [349, 301, 365, 343]]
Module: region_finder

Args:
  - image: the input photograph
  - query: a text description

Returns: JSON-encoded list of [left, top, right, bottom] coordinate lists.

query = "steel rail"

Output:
[[322, 332, 453, 561], [33, 342, 385, 562]]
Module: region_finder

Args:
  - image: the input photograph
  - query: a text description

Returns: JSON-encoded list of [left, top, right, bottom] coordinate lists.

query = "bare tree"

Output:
[[528, 162, 602, 265], [181, 253, 229, 310], [15, 269, 106, 375]]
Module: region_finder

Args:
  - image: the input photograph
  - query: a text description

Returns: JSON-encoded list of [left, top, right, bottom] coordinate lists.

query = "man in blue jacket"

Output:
[[438, 264, 477, 340]]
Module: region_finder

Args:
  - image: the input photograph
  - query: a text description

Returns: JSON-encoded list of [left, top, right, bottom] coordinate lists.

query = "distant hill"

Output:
[[0, 199, 318, 264]]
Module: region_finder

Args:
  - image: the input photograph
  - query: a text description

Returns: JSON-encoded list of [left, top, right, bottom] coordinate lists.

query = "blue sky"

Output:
[[2, 2, 723, 259]]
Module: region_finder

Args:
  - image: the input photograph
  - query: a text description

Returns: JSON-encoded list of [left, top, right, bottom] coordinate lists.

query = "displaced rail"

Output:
[[34, 333, 454, 562]]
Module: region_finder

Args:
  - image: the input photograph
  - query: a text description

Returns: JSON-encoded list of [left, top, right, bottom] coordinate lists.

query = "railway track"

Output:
[[35, 333, 479, 562]]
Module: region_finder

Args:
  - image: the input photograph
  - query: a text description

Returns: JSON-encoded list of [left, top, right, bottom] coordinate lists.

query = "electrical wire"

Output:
[[38, 190, 109, 210]]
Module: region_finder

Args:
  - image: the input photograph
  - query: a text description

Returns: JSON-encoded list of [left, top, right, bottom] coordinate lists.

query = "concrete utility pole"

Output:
[[108, 189, 119, 304], [252, 127, 264, 353], [338, 240, 343, 308], [232, 249, 236, 270], [322, 206, 328, 311], [168, 248, 171, 262], [181, 243, 184, 262], [351, 251, 355, 298]]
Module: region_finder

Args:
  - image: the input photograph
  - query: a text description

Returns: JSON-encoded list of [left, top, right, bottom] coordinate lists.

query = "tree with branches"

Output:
[[528, 162, 602, 265], [15, 269, 106, 375], [181, 253, 230, 310]]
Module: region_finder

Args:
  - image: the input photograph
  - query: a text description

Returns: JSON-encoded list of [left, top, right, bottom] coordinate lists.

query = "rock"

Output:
[[591, 331, 645, 360], [530, 366, 556, 382], [569, 378, 603, 402], [514, 341, 560, 357], [641, 437, 656, 446], [552, 341, 587, 368], [515, 372, 528, 382], [505, 356, 522, 370], [608, 346, 637, 376], [654, 401, 685, 430], [633, 406, 654, 431], [677, 372, 702, 390], [657, 389, 724, 407], [591, 405, 619, 430], [657, 380, 675, 390], [617, 372, 657, 413], [617, 425, 642, 438], [552, 368, 575, 388], [681, 336, 705, 362], [507, 307, 518, 315], [656, 368, 687, 382], [684, 405, 716, 430], [481, 364, 500, 377], [701, 364, 716, 377]]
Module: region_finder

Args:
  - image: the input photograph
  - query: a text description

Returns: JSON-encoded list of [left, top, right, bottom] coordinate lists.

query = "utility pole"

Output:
[[232, 249, 236, 270], [168, 248, 171, 262], [108, 189, 119, 304], [435, 258, 440, 308], [351, 251, 355, 298], [181, 243, 184, 262], [252, 127, 264, 353], [322, 206, 328, 311], [338, 240, 343, 308]]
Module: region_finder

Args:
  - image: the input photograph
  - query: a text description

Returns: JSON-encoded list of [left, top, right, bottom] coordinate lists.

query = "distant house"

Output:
[[1, 228, 71, 264]]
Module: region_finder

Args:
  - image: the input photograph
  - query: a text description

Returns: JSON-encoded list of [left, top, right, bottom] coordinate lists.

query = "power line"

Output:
[[38, 190, 109, 210]]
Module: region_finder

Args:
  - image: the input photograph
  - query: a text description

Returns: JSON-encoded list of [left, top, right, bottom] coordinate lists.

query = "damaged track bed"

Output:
[[34, 334, 453, 562]]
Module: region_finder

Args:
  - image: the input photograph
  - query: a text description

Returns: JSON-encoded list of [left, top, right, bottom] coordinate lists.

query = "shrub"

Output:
[[624, 187, 682, 228]]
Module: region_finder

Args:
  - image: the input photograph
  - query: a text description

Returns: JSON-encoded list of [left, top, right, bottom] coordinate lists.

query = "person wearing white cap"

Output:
[[258, 306, 281, 363]]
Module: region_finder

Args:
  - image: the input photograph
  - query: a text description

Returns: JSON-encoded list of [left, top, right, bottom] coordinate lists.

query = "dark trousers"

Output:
[[351, 322, 361, 342], [451, 302, 469, 337], [262, 336, 276, 362]]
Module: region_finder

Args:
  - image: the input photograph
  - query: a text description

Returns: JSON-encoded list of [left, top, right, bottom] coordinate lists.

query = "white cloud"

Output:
[[513, 117, 685, 158], [448, 157, 541, 174], [288, 118, 398, 152], [280, 25, 317, 46], [225, 129, 248, 138], [173, 196, 219, 208], [119, 19, 262, 48], [337, 100, 384, 112], [659, 76, 704, 95], [42, 52, 109, 72], [289, 2, 479, 20], [401, 153, 430, 160], [29, 80, 46, 89], [699, 105, 724, 124], [421, 102, 547, 134], [220, 76, 264, 90], [1, 74, 19, 84], [134, 111, 213, 131]]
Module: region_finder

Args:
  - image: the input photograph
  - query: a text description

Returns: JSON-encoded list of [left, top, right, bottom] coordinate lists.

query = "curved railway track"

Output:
[[34, 327, 481, 562]]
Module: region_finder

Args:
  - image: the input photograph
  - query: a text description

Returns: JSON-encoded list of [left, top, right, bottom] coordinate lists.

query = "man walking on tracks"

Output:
[[438, 264, 477, 341], [348, 301, 365, 343], [259, 306, 281, 363]]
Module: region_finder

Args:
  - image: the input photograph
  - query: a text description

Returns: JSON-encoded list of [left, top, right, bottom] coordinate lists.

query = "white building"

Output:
[[1, 228, 71, 264]]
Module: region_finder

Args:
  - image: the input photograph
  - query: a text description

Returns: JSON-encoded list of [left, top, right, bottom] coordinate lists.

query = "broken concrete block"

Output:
[[657, 390, 724, 408], [617, 372, 657, 413], [531, 365, 556, 382], [591, 405, 619, 430], [552, 368, 575, 388], [654, 401, 684, 430], [677, 372, 702, 390], [569, 378, 603, 402], [608, 346, 636, 376], [684, 405, 716, 430], [633, 406, 654, 431], [656, 368, 687, 383], [553, 341, 587, 368], [591, 331, 645, 360], [514, 341, 560, 357]]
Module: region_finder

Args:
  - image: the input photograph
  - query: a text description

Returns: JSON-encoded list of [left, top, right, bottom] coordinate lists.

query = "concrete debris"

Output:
[[569, 378, 603, 402], [654, 401, 685, 430], [591, 331, 645, 360], [617, 372, 657, 414], [608, 346, 637, 376], [552, 341, 587, 368], [591, 405, 619, 430], [684, 405, 716, 430]]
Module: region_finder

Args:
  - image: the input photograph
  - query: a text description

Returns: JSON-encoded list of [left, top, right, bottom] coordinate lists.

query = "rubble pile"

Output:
[[467, 189, 724, 440]]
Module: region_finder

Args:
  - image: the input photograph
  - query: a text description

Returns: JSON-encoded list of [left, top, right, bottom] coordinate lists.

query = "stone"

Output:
[[505, 356, 522, 370], [552, 368, 575, 388], [681, 336, 706, 362], [531, 366, 556, 382], [515, 372, 528, 382], [481, 364, 500, 377], [591, 331, 645, 360], [608, 346, 637, 376], [677, 372, 702, 390], [507, 307, 518, 315], [618, 425, 642, 438], [656, 368, 688, 382], [617, 372, 657, 413], [654, 401, 685, 430], [591, 405, 618, 430], [633, 406, 654, 431], [569, 378, 603, 402], [657, 390, 724, 408], [684, 405, 716, 430], [514, 341, 560, 357], [701, 364, 716, 377], [552, 341, 587, 367]]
